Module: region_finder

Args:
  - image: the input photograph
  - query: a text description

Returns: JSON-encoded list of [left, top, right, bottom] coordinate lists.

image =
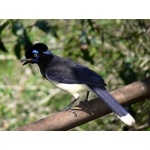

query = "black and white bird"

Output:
[[21, 43, 135, 126]]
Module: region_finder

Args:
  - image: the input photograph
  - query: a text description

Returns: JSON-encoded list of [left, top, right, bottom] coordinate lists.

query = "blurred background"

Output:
[[0, 19, 149, 131]]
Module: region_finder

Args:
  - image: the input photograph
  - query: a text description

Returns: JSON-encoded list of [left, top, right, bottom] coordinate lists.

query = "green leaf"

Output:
[[35, 20, 58, 38], [0, 39, 7, 52], [0, 20, 10, 33], [12, 20, 24, 36], [14, 43, 21, 59]]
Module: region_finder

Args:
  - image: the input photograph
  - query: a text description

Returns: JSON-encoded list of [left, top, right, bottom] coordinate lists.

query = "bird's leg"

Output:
[[84, 91, 89, 102], [80, 91, 91, 109], [67, 98, 79, 108], [61, 97, 79, 117]]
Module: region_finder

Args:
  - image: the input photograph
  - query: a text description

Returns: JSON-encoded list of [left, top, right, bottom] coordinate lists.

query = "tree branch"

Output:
[[14, 77, 150, 131]]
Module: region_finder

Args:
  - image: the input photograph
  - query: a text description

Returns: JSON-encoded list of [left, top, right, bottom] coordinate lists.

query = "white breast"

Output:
[[50, 80, 90, 99], [52, 81, 89, 92]]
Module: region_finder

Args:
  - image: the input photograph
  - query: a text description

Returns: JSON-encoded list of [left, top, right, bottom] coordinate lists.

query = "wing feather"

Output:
[[46, 55, 106, 87]]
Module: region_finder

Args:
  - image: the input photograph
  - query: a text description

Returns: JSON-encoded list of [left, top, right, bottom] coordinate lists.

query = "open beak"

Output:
[[21, 58, 33, 66]]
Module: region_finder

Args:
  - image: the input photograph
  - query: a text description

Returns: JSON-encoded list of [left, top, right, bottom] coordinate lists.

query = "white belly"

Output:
[[53, 82, 89, 92], [50, 80, 90, 99]]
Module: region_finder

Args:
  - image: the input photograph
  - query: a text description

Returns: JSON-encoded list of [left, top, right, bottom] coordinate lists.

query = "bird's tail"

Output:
[[88, 85, 135, 126]]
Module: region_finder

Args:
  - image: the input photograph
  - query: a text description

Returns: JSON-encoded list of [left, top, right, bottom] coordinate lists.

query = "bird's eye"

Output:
[[34, 54, 38, 57]]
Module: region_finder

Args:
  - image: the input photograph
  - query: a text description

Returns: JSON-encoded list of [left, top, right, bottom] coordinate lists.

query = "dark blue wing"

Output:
[[46, 55, 106, 87]]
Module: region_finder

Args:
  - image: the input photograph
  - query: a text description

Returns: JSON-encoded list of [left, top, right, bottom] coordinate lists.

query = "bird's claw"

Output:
[[80, 100, 91, 109], [61, 107, 77, 117]]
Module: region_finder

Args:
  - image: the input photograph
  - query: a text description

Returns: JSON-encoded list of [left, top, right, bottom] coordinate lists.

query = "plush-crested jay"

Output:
[[21, 43, 135, 126]]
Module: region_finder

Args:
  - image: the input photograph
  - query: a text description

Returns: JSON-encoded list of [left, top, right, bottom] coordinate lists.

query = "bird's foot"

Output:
[[80, 99, 91, 109], [61, 107, 77, 117]]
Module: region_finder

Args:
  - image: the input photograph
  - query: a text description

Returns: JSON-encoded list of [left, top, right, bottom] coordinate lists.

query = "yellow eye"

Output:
[[34, 54, 38, 57]]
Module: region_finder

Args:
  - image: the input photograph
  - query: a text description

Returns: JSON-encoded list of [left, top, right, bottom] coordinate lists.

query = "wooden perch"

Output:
[[15, 77, 150, 131]]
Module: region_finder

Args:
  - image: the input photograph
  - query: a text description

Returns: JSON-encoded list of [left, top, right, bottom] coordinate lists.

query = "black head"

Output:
[[21, 43, 52, 65]]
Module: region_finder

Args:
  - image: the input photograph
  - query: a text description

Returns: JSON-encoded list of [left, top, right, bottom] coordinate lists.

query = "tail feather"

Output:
[[88, 85, 135, 126]]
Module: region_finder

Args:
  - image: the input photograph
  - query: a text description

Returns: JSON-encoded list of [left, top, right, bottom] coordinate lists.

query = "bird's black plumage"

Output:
[[45, 55, 106, 87], [21, 43, 135, 126]]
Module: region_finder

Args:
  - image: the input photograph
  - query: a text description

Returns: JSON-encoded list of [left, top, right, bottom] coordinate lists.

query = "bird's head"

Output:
[[21, 43, 52, 65]]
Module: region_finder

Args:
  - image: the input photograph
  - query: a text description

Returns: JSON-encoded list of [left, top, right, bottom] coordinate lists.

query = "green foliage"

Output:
[[0, 19, 149, 130]]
